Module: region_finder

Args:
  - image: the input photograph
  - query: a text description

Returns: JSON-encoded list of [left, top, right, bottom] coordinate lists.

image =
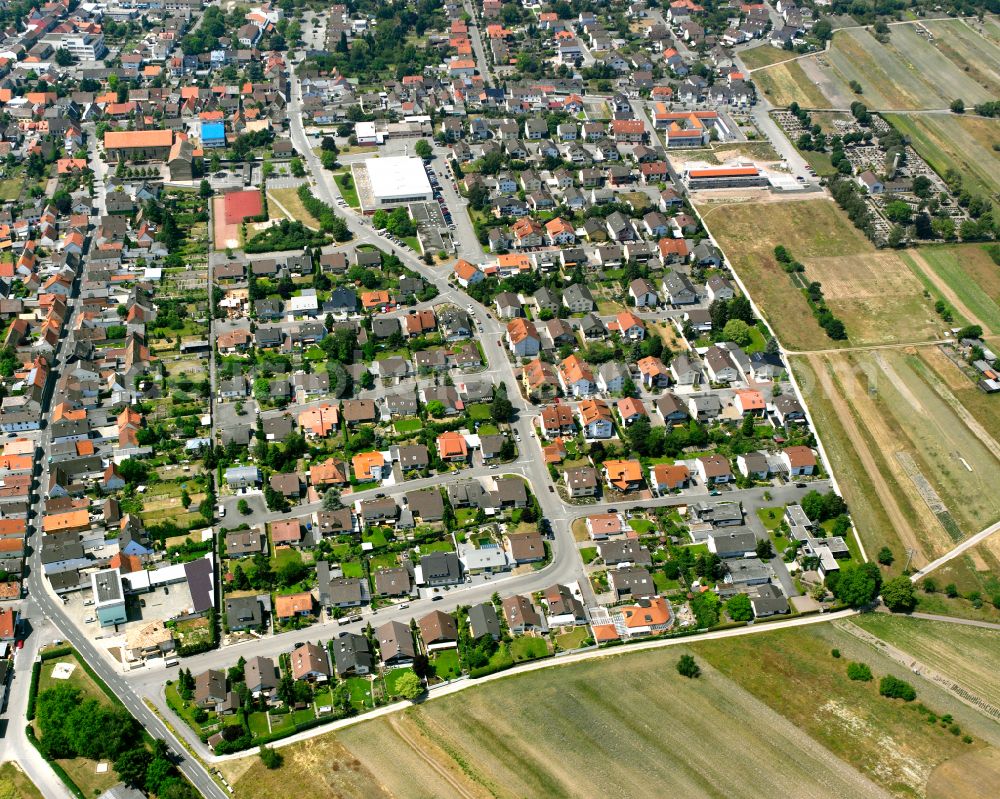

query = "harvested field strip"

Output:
[[900, 251, 976, 330], [754, 59, 831, 108], [340, 649, 892, 799], [924, 18, 1000, 94], [852, 614, 1000, 708], [887, 25, 997, 105], [927, 747, 1000, 799], [826, 30, 920, 109], [697, 624, 1000, 797]]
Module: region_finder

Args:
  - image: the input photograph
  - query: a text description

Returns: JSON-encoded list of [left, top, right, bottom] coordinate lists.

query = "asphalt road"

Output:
[[12, 124, 230, 799]]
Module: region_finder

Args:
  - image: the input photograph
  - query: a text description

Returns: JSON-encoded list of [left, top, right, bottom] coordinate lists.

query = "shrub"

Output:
[[831, 649, 841, 659], [259, 745, 283, 769], [879, 675, 916, 701], [676, 654, 700, 679], [847, 662, 873, 681]]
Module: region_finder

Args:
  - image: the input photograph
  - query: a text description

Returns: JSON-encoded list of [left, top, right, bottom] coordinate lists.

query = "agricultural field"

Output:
[[901, 246, 1000, 335], [754, 59, 832, 108], [821, 27, 994, 110], [852, 614, 1000, 707], [702, 198, 940, 349], [914, 540, 1000, 624], [795, 347, 1000, 570], [696, 623, 1000, 798], [922, 18, 1000, 97], [228, 626, 1000, 799], [885, 113, 1000, 212], [740, 44, 794, 70]]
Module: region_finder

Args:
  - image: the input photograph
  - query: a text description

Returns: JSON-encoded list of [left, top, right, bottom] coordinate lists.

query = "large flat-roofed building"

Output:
[[92, 568, 127, 627], [358, 156, 433, 211], [104, 129, 174, 162], [682, 164, 770, 190]]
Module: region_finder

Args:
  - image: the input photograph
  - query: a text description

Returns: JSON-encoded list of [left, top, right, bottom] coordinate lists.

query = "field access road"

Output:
[[909, 519, 1000, 583]]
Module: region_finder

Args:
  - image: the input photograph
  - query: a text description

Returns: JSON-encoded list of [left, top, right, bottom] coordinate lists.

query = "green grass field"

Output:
[[903, 245, 1000, 334], [753, 59, 831, 108], [510, 636, 549, 662], [741, 45, 795, 70], [394, 418, 422, 433], [335, 171, 360, 208]]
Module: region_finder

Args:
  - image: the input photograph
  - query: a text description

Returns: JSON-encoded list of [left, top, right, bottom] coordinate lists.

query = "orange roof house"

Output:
[[360, 290, 391, 310], [103, 128, 174, 151], [274, 592, 314, 619], [271, 521, 303, 546], [310, 459, 349, 486], [0, 519, 26, 537], [298, 404, 339, 437], [0, 607, 15, 640], [603, 459, 644, 492], [352, 451, 385, 482], [619, 596, 672, 638], [617, 397, 647, 424], [733, 389, 766, 415], [651, 463, 690, 491], [542, 437, 567, 464], [42, 508, 90, 534], [436, 430, 469, 461]]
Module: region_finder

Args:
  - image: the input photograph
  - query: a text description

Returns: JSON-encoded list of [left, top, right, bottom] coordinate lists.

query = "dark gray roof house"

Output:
[[468, 602, 501, 641]]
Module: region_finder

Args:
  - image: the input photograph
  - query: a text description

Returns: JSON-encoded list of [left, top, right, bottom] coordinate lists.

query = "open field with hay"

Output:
[[702, 198, 939, 349], [754, 59, 831, 108], [697, 622, 1000, 797], [852, 614, 1000, 707]]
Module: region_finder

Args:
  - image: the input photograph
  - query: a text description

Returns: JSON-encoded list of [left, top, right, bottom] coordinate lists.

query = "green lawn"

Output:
[[0, 177, 23, 201], [580, 546, 599, 564], [345, 676, 373, 709], [341, 561, 365, 578], [554, 627, 591, 651], [653, 570, 680, 593], [510, 636, 550, 662], [335, 171, 360, 208], [303, 346, 327, 361], [477, 424, 499, 435], [431, 649, 462, 680], [369, 552, 399, 570], [421, 539, 456, 553], [629, 519, 656, 534], [756, 507, 785, 530], [468, 403, 493, 421], [394, 418, 422, 433], [455, 508, 478, 527], [384, 667, 418, 698], [271, 546, 304, 573], [363, 528, 389, 548], [247, 711, 271, 737]]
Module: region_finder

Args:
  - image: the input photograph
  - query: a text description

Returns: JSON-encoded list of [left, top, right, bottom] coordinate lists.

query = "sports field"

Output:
[[885, 113, 1000, 211], [702, 199, 939, 349], [852, 614, 1000, 707]]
